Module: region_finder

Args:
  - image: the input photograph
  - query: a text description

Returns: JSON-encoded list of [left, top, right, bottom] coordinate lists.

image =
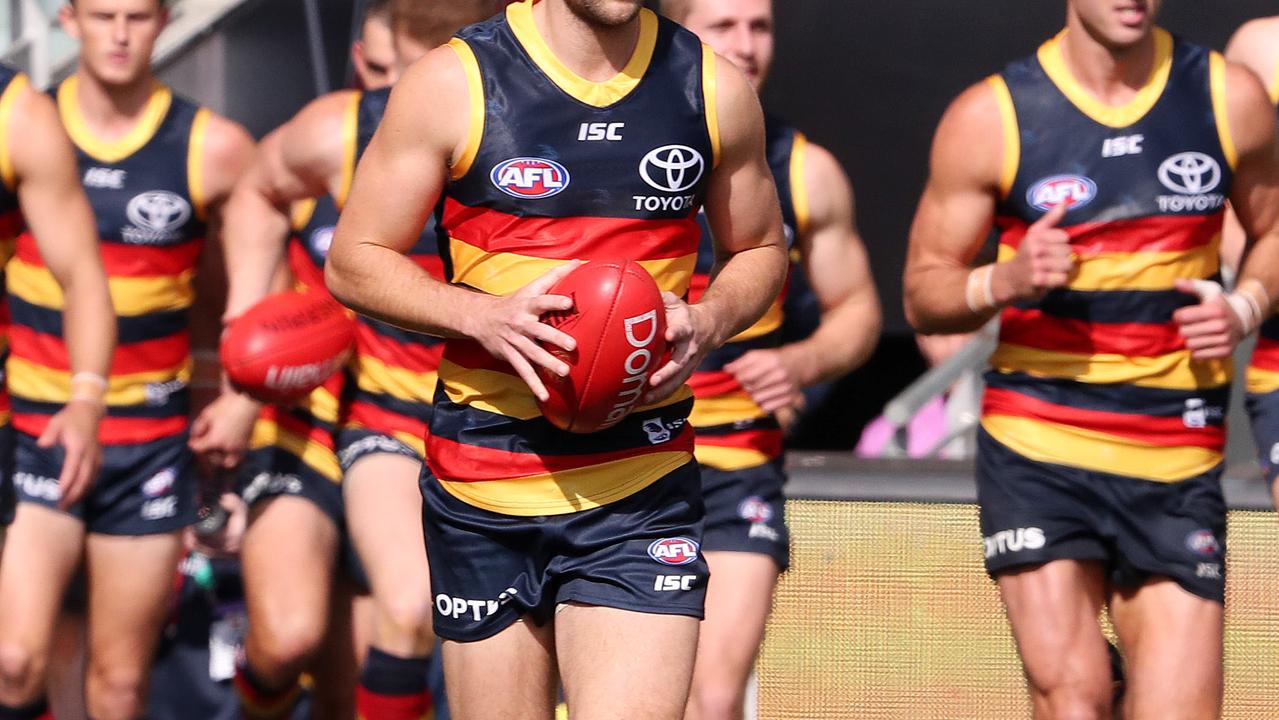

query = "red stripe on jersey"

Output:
[[269, 405, 338, 451], [1251, 337, 1279, 372], [8, 325, 189, 375], [412, 253, 446, 279], [347, 399, 427, 440], [443, 339, 515, 375], [442, 198, 697, 261], [17, 234, 202, 277], [287, 241, 327, 293], [982, 386, 1223, 449], [687, 369, 741, 398], [695, 428, 783, 457], [15, 413, 187, 445], [355, 323, 444, 373], [995, 214, 1221, 255], [1000, 308, 1185, 357], [426, 422, 694, 482]]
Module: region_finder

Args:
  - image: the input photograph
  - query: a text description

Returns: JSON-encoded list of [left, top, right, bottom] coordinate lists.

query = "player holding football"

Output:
[[218, 2, 492, 718], [326, 0, 788, 717], [904, 0, 1279, 717], [0, 1, 255, 719], [660, 0, 880, 716]]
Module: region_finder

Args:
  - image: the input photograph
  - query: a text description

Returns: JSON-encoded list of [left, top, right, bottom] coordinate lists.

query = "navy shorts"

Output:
[[700, 459, 790, 570], [14, 430, 196, 535], [1245, 390, 1279, 483], [335, 427, 422, 472], [976, 429, 1227, 603], [0, 424, 14, 526], [422, 461, 709, 642]]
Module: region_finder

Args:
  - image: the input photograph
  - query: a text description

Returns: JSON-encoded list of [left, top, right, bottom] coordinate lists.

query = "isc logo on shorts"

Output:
[[648, 537, 699, 566], [490, 158, 570, 199]]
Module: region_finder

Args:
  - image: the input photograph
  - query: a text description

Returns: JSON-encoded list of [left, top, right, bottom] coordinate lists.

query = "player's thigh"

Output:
[[83, 530, 184, 684], [343, 450, 429, 597], [997, 559, 1112, 694], [0, 504, 84, 658], [557, 603, 700, 720], [694, 550, 778, 684], [441, 620, 556, 720], [241, 495, 339, 643], [1110, 579, 1222, 720]]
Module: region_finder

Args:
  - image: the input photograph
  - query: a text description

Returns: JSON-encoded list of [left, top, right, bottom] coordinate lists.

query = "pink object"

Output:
[[855, 396, 949, 458]]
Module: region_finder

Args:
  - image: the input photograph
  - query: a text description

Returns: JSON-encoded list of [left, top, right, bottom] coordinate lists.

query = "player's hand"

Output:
[[38, 399, 104, 509], [189, 392, 261, 472], [1173, 279, 1246, 360], [644, 292, 719, 405], [725, 348, 805, 414], [997, 202, 1074, 301], [466, 261, 581, 402]]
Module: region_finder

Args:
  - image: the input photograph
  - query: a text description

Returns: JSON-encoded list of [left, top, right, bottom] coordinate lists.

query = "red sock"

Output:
[[355, 648, 432, 720], [234, 664, 300, 720]]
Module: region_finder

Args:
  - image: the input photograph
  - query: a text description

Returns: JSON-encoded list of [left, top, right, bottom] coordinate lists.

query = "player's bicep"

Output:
[[1223, 64, 1279, 246], [798, 144, 873, 310]]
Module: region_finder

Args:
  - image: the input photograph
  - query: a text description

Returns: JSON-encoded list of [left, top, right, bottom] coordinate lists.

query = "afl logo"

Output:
[[738, 496, 773, 524], [1185, 529, 1221, 556], [640, 144, 705, 193], [491, 157, 570, 199], [309, 226, 335, 258], [1027, 175, 1096, 212], [1158, 152, 1220, 195], [648, 537, 700, 566], [126, 191, 191, 233]]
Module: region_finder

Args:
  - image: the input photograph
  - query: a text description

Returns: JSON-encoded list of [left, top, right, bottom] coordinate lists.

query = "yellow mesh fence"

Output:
[[756, 501, 1279, 719]]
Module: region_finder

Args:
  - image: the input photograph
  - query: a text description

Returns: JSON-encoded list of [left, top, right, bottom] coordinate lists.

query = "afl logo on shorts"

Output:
[[1185, 529, 1220, 556], [738, 496, 773, 524], [648, 537, 700, 566], [491, 158, 570, 199], [1026, 175, 1096, 212], [142, 467, 177, 498], [639, 145, 704, 193]]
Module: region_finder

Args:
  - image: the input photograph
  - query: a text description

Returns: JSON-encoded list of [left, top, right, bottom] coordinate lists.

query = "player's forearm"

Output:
[[698, 241, 789, 348], [904, 261, 1005, 335], [783, 289, 881, 386], [1236, 229, 1279, 325], [60, 261, 115, 379], [326, 240, 481, 340], [221, 184, 292, 319]]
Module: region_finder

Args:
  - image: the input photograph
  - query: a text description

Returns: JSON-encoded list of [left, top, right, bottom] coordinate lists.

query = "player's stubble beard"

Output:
[[563, 0, 644, 29]]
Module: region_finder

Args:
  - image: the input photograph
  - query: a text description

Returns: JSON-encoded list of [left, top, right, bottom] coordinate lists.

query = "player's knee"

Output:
[[251, 613, 326, 674], [86, 662, 147, 720], [1036, 686, 1110, 720], [687, 678, 745, 720], [0, 642, 43, 697], [380, 591, 433, 641]]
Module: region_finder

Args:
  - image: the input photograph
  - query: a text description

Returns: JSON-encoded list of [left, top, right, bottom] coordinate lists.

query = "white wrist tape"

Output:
[[965, 264, 997, 314]]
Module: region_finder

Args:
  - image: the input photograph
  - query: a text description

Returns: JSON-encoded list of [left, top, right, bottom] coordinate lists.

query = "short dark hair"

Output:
[[69, 0, 170, 7], [363, 0, 392, 24]]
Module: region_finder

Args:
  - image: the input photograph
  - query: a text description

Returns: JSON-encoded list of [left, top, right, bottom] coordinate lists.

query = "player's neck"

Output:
[[71, 66, 160, 141], [1058, 23, 1158, 106], [532, 0, 642, 82]]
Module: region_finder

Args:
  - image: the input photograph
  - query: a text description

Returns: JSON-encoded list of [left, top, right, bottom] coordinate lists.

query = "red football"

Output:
[[537, 260, 667, 433], [221, 290, 356, 404]]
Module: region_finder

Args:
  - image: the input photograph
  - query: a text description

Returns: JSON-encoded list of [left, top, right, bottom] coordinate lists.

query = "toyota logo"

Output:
[[639, 145, 705, 193], [126, 191, 191, 232], [1157, 152, 1221, 195]]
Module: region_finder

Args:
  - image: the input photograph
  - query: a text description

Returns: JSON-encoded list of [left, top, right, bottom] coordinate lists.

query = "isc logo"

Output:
[[491, 157, 570, 199], [1026, 174, 1096, 212], [648, 537, 700, 566], [653, 575, 698, 592], [578, 122, 624, 141]]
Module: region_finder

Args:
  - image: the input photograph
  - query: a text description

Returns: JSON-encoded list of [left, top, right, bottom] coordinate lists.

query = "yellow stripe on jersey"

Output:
[[0, 72, 29, 192], [695, 444, 771, 472], [1247, 366, 1279, 394], [249, 418, 341, 483], [437, 449, 691, 516], [8, 355, 192, 406], [789, 131, 810, 237], [1209, 52, 1238, 171], [688, 390, 767, 428], [448, 38, 486, 181], [996, 243, 1219, 292], [982, 414, 1221, 483], [59, 77, 172, 163], [7, 257, 194, 316], [990, 345, 1230, 391], [1270, 58, 1279, 105], [352, 353, 438, 405], [336, 91, 361, 208], [291, 198, 317, 233], [987, 75, 1020, 200], [1037, 28, 1173, 129], [506, 1, 658, 109], [188, 108, 212, 221], [295, 383, 342, 425], [448, 236, 696, 297], [701, 43, 721, 169], [726, 297, 783, 343]]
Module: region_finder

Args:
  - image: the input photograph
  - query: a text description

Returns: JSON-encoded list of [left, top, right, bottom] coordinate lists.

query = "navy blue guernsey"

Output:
[[9, 76, 209, 444], [686, 115, 806, 471], [982, 29, 1235, 482], [428, 1, 718, 515], [1245, 62, 1279, 396], [0, 64, 31, 429]]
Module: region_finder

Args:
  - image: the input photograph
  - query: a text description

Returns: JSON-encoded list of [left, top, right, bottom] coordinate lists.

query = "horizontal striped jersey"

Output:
[[0, 65, 29, 428], [1244, 59, 1279, 395], [429, 1, 717, 515], [8, 77, 209, 444], [687, 115, 805, 471], [983, 29, 1235, 482]]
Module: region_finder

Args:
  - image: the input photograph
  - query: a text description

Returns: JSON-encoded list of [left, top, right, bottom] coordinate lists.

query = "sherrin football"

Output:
[[537, 260, 667, 433], [221, 290, 356, 403]]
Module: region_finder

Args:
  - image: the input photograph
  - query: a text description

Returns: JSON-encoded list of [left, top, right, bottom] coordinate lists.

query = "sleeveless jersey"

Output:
[[1244, 58, 1279, 396], [336, 88, 444, 456], [431, 2, 716, 515], [0, 65, 30, 428], [8, 77, 209, 444], [983, 29, 1234, 482], [686, 115, 806, 471]]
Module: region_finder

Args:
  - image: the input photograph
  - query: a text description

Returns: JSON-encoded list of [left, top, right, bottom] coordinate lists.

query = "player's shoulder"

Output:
[[1226, 16, 1279, 73], [196, 107, 254, 169]]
